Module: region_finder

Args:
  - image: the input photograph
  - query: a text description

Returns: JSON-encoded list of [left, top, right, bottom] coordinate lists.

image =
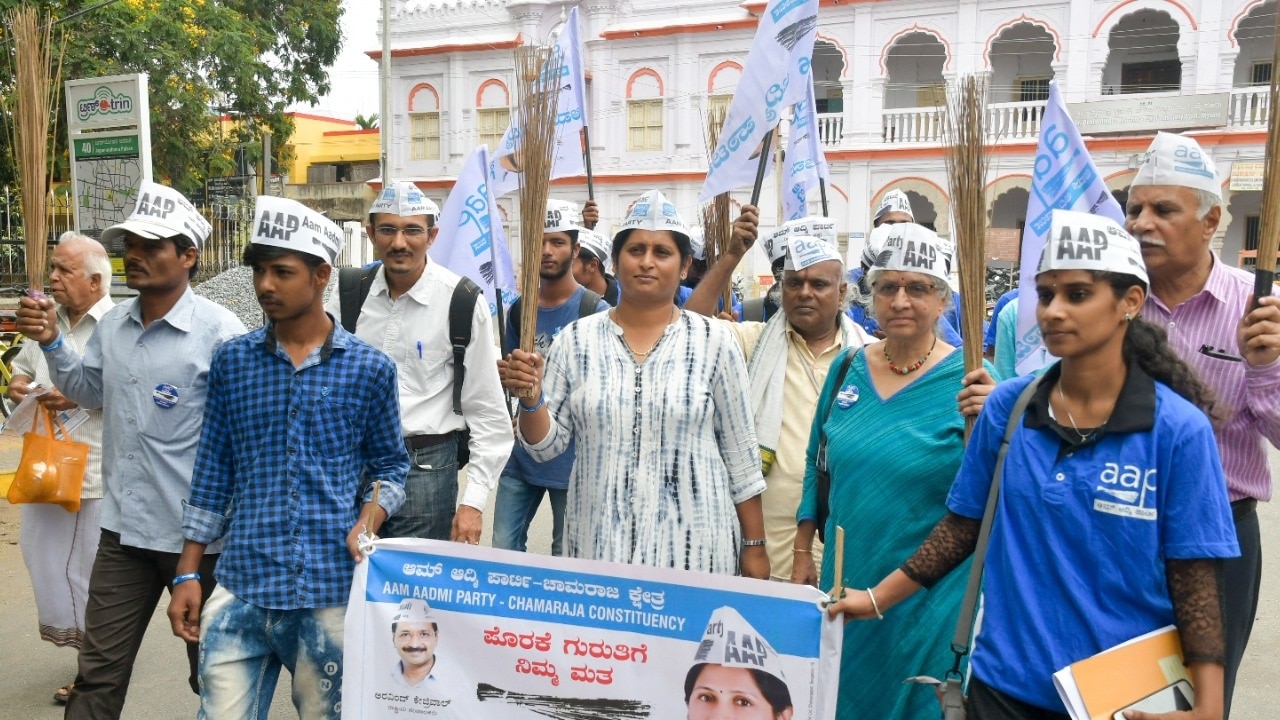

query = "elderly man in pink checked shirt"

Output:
[[1126, 132, 1280, 719]]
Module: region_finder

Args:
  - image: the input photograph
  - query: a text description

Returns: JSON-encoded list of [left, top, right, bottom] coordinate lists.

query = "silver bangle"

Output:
[[865, 587, 884, 620], [741, 538, 766, 547]]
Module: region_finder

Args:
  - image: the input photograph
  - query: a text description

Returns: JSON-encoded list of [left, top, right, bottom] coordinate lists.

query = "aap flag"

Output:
[[699, 0, 820, 201], [1015, 81, 1125, 376], [343, 539, 842, 719], [432, 145, 518, 314], [783, 82, 831, 222], [488, 7, 589, 198]]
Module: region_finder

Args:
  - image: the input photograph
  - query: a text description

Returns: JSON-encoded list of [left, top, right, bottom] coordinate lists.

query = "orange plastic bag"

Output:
[[6, 406, 88, 513]]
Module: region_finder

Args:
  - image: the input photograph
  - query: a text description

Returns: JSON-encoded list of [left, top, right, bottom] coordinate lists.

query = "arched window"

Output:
[[627, 69, 664, 152], [408, 84, 441, 160]]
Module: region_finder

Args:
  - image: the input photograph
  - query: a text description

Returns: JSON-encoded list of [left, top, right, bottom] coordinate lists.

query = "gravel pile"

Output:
[[194, 266, 337, 330]]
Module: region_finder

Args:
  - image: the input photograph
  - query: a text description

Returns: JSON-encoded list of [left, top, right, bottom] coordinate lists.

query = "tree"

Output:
[[0, 0, 344, 194], [354, 112, 379, 130]]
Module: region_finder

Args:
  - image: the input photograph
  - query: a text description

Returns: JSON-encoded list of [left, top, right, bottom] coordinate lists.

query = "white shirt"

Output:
[[325, 261, 513, 509], [12, 294, 114, 498]]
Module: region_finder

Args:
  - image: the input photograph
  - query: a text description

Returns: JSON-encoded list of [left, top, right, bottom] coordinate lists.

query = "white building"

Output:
[[374, 0, 1277, 285]]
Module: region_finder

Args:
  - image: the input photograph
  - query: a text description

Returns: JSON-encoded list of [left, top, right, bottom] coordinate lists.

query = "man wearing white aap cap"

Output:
[[873, 189, 914, 228], [1128, 131, 1280, 716], [15, 180, 246, 717], [326, 180, 512, 545], [685, 606, 794, 720], [389, 599, 451, 690], [494, 199, 609, 557], [573, 227, 620, 305], [686, 210, 871, 581], [169, 195, 408, 719]]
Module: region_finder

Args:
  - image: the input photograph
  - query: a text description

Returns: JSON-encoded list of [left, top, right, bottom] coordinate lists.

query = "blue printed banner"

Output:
[[488, 7, 589, 198], [1015, 81, 1126, 375], [343, 539, 842, 719], [431, 145, 518, 313], [784, 81, 831, 221], [699, 0, 820, 201]]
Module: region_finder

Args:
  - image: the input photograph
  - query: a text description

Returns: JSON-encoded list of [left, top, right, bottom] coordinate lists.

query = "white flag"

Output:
[[783, 81, 830, 221], [699, 0, 819, 201], [488, 7, 588, 198], [432, 145, 518, 315], [1014, 81, 1125, 376]]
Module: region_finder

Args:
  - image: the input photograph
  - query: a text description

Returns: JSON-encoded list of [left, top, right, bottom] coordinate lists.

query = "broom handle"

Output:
[[819, 177, 829, 217], [750, 130, 775, 207], [1256, 270, 1275, 309], [581, 126, 595, 201]]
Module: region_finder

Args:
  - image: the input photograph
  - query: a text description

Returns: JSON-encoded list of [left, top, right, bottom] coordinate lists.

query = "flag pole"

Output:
[[581, 127, 595, 200], [818, 177, 829, 217], [750, 129, 775, 207]]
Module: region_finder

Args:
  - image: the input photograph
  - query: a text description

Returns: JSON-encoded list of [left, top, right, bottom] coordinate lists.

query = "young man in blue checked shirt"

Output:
[[166, 196, 409, 720]]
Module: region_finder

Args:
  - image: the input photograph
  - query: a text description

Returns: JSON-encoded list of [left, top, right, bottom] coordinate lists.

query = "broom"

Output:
[[513, 45, 563, 397], [702, 104, 733, 313], [1254, 5, 1280, 304], [943, 74, 989, 441], [6, 7, 58, 292]]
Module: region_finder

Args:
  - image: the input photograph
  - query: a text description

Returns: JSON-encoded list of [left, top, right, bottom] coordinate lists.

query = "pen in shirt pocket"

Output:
[[416, 341, 423, 359]]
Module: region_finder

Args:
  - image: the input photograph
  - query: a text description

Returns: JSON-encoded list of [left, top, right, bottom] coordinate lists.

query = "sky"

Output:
[[297, 0, 381, 121]]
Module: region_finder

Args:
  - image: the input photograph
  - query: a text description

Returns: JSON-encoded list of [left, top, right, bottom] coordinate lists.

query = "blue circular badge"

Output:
[[153, 383, 179, 409], [836, 383, 860, 410]]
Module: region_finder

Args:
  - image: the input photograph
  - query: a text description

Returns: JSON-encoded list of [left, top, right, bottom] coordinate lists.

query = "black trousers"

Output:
[[1223, 502, 1262, 720], [968, 676, 1069, 720], [63, 530, 218, 720]]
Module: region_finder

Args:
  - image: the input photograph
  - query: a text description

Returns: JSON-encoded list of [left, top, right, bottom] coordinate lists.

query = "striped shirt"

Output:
[[522, 310, 766, 574], [1143, 256, 1280, 502]]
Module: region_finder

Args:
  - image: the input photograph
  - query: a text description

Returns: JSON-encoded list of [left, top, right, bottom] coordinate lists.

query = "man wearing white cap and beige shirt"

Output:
[[686, 210, 871, 581], [326, 180, 512, 544], [167, 197, 407, 718], [16, 180, 246, 718], [1126, 131, 1280, 716]]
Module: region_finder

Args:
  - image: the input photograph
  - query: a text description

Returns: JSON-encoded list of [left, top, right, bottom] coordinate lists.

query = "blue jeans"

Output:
[[380, 436, 459, 540], [198, 586, 345, 720], [491, 474, 566, 555]]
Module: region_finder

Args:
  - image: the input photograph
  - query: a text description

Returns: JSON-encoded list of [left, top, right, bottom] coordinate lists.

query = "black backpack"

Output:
[[508, 288, 603, 341], [338, 262, 481, 466]]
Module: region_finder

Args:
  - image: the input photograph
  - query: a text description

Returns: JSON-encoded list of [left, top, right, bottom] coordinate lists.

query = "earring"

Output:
[[681, 273, 687, 279], [1124, 312, 1133, 323]]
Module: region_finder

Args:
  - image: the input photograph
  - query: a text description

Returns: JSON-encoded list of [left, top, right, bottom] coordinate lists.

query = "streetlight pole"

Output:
[[380, 0, 392, 186]]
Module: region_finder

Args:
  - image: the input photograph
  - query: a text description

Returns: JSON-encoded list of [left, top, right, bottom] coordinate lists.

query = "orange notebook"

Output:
[[1053, 626, 1193, 720]]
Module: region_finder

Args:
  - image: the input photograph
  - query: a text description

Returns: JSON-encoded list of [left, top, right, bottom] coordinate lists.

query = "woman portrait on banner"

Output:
[[685, 606, 794, 720], [791, 222, 996, 720], [501, 189, 769, 578], [829, 209, 1239, 720]]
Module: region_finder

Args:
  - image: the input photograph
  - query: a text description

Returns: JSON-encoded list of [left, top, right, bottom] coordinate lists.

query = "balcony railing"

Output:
[[881, 100, 1047, 144], [816, 112, 843, 147], [1229, 86, 1271, 128]]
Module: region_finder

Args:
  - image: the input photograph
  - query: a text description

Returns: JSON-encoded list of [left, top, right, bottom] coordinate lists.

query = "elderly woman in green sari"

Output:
[[792, 223, 996, 719]]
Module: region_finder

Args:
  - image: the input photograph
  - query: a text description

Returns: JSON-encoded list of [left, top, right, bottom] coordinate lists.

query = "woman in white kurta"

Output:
[[504, 190, 768, 577]]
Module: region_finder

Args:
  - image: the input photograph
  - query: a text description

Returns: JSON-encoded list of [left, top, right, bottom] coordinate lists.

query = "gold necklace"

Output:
[[619, 306, 678, 359]]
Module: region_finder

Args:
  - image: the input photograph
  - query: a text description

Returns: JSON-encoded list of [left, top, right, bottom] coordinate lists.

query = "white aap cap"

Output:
[[762, 226, 790, 264], [617, 189, 690, 246], [874, 189, 914, 223], [577, 228, 611, 274], [370, 181, 440, 219], [769, 216, 840, 267], [692, 606, 786, 683], [391, 598, 435, 626], [869, 222, 950, 285], [545, 199, 584, 236], [1131, 132, 1222, 203], [861, 222, 895, 269], [688, 227, 707, 261], [100, 181, 212, 249], [251, 196, 345, 265], [785, 236, 843, 272], [1038, 209, 1148, 286]]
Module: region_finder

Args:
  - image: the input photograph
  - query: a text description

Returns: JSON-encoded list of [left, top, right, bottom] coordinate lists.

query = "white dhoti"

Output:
[[20, 499, 102, 647]]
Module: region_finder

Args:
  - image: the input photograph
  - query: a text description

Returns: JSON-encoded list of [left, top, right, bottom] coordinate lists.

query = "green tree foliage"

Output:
[[1, 0, 344, 193], [354, 112, 378, 130]]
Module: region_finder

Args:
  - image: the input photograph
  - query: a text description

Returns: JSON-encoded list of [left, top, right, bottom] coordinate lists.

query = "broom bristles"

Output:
[[514, 45, 564, 392], [1255, 6, 1280, 274], [943, 74, 989, 441], [702, 105, 733, 311], [7, 7, 57, 291]]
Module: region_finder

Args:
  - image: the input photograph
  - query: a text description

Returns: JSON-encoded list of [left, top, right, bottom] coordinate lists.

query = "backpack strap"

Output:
[[577, 288, 602, 318], [742, 297, 765, 322], [338, 263, 380, 333], [509, 296, 523, 346], [447, 277, 482, 416]]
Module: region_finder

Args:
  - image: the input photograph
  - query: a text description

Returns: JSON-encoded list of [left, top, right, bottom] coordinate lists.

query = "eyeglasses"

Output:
[[374, 224, 428, 239], [872, 281, 938, 299], [876, 219, 908, 226]]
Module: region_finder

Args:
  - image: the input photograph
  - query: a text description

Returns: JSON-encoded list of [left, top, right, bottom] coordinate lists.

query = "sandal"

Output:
[[53, 682, 73, 704]]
